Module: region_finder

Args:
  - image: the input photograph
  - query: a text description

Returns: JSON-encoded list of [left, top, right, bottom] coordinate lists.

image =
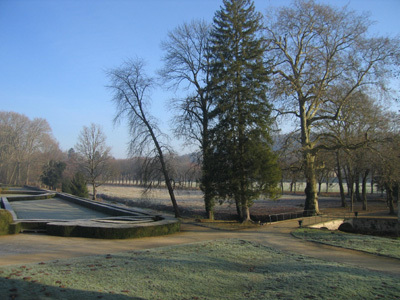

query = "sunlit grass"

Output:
[[293, 228, 400, 259], [1, 239, 399, 299]]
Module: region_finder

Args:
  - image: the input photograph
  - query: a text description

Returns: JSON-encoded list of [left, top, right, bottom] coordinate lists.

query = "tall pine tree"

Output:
[[209, 0, 281, 221]]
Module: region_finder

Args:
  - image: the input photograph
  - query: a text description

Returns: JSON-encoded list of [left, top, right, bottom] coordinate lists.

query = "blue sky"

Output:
[[1, 0, 399, 159]]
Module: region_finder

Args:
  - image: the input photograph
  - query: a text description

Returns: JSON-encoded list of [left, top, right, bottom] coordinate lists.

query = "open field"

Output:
[[96, 185, 392, 220], [1, 239, 399, 300]]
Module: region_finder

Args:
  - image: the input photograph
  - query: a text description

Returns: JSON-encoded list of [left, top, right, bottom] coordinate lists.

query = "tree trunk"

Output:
[[25, 162, 31, 185], [235, 196, 242, 220], [204, 185, 215, 220], [336, 152, 347, 207], [241, 204, 251, 222], [370, 172, 374, 194], [361, 169, 369, 210], [318, 180, 322, 195], [141, 114, 180, 218], [92, 183, 96, 200], [325, 176, 329, 193], [155, 142, 180, 218], [349, 182, 354, 212], [386, 184, 395, 215], [239, 184, 251, 222], [355, 174, 361, 202], [303, 152, 320, 216], [202, 144, 215, 220], [300, 97, 319, 216]]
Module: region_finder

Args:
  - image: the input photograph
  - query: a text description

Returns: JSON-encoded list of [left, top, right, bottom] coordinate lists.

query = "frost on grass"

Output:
[[0, 239, 399, 299], [293, 228, 400, 259]]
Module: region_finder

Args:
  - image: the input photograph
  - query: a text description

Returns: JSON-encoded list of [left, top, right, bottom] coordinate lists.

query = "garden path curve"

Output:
[[0, 218, 398, 276]]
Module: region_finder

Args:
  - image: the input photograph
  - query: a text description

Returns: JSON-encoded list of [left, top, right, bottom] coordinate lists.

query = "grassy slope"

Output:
[[293, 228, 400, 259], [0, 239, 399, 300]]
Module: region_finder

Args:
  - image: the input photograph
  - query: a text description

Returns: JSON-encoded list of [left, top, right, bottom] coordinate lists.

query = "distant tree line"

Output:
[[107, 154, 201, 189]]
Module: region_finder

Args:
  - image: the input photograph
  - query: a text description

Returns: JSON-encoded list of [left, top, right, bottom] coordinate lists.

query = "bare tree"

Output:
[[374, 130, 400, 215], [106, 58, 180, 218], [264, 0, 400, 215], [75, 123, 112, 200], [23, 118, 55, 185], [0, 111, 60, 185], [324, 92, 394, 210], [159, 19, 214, 218]]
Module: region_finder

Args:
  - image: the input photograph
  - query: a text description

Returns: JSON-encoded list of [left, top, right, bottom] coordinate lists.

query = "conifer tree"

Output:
[[62, 172, 89, 198], [40, 160, 66, 190], [209, 0, 281, 221]]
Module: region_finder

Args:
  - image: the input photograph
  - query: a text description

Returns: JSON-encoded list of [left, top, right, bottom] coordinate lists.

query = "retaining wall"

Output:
[[351, 218, 399, 236]]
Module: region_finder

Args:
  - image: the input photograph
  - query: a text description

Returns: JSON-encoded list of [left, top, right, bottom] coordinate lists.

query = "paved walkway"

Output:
[[0, 218, 399, 276]]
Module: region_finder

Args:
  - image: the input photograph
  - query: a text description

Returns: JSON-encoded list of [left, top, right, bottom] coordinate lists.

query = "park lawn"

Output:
[[292, 228, 400, 259], [0, 239, 399, 300]]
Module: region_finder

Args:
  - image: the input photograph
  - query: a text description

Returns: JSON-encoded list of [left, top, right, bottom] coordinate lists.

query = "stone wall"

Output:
[[351, 218, 399, 236]]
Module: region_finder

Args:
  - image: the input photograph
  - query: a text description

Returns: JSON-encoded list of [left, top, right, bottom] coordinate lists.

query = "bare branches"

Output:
[[106, 58, 180, 217], [159, 19, 212, 150], [265, 0, 400, 215], [0, 111, 59, 185], [75, 123, 112, 200]]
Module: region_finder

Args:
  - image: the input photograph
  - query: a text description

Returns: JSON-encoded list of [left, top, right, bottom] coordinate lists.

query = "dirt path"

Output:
[[237, 219, 400, 276], [0, 218, 398, 276]]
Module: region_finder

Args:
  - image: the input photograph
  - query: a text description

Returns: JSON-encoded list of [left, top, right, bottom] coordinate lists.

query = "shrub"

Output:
[[62, 172, 89, 198], [0, 209, 13, 235]]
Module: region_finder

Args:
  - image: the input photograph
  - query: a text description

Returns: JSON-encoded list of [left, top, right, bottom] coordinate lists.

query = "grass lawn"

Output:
[[0, 239, 399, 299], [292, 228, 400, 259]]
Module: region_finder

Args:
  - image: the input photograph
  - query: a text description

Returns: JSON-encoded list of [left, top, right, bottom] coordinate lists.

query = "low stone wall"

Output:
[[351, 218, 399, 236], [307, 216, 399, 236], [309, 219, 345, 230], [47, 216, 180, 239], [337, 218, 399, 236]]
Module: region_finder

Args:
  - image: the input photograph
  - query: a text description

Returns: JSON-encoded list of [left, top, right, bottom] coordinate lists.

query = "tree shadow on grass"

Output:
[[0, 277, 143, 300]]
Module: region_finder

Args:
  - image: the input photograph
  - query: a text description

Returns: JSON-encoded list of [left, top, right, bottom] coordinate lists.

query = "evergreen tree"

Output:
[[62, 172, 89, 198], [70, 172, 89, 198], [40, 160, 66, 190], [209, 0, 281, 221]]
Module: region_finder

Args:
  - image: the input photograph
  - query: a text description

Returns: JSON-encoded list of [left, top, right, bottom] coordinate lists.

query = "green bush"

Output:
[[62, 172, 89, 198], [0, 209, 13, 235]]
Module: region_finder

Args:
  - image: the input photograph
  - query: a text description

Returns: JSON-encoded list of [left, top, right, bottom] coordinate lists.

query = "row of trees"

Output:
[[0, 111, 62, 185], [0, 114, 112, 200], [152, 0, 399, 219], [279, 103, 400, 215], [0, 111, 200, 201], [108, 155, 201, 188]]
